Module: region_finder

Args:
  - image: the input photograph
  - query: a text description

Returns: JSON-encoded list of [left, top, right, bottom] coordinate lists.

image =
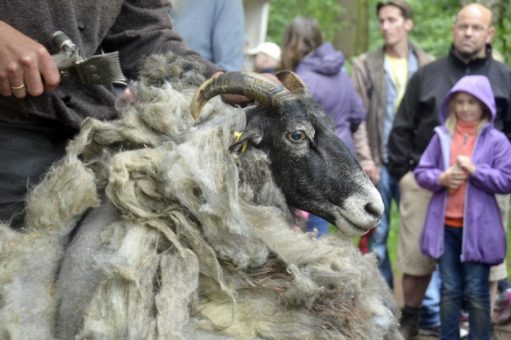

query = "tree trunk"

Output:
[[333, 0, 369, 58]]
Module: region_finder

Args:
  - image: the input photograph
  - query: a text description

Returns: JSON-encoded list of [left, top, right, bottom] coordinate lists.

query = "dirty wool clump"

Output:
[[0, 53, 401, 340]]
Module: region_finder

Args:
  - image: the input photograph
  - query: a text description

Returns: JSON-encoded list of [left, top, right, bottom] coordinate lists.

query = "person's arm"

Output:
[[0, 20, 60, 99], [505, 69, 511, 141], [344, 73, 365, 133], [351, 57, 379, 183], [346, 76, 381, 182], [211, 0, 245, 71], [102, 0, 220, 79], [468, 135, 511, 194], [353, 122, 379, 183], [413, 135, 446, 192], [351, 56, 370, 114], [104, 0, 256, 106], [387, 72, 421, 180]]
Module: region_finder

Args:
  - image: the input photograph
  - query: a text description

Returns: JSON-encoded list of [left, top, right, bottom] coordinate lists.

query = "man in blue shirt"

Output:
[[171, 0, 245, 71]]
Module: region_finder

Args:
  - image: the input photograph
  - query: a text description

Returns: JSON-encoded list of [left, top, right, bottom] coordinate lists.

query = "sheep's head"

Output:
[[191, 72, 383, 236]]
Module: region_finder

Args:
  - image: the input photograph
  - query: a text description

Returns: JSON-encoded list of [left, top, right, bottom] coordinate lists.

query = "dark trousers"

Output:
[[0, 120, 71, 227], [438, 226, 491, 340], [371, 165, 400, 289]]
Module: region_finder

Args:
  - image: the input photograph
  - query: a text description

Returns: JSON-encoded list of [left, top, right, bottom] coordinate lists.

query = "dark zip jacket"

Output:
[[388, 45, 511, 180]]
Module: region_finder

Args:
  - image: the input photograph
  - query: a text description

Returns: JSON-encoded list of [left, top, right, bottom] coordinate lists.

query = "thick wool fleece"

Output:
[[0, 53, 401, 340]]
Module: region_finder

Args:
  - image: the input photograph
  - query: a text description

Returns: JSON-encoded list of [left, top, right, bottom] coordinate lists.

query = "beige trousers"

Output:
[[397, 172, 435, 275], [490, 194, 509, 282]]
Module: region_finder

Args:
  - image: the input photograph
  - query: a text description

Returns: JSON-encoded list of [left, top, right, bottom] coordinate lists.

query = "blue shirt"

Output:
[[171, 0, 245, 71]]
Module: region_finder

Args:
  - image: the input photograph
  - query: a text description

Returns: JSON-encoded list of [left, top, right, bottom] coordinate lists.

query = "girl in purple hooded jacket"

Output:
[[414, 75, 511, 340]]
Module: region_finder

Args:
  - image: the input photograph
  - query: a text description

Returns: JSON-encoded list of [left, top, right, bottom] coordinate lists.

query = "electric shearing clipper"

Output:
[[51, 31, 126, 86]]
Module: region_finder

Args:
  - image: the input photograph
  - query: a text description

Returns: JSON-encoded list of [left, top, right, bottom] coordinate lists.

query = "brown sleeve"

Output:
[[351, 57, 374, 166]]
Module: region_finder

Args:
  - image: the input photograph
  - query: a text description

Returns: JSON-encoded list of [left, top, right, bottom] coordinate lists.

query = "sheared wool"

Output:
[[0, 152, 99, 340], [0, 53, 401, 339]]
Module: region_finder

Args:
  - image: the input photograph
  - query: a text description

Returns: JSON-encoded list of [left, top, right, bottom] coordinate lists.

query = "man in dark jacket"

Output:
[[0, 1, 222, 227], [388, 3, 511, 338]]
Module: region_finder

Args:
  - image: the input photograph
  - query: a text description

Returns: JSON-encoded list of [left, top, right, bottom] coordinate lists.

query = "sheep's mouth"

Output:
[[332, 207, 376, 236]]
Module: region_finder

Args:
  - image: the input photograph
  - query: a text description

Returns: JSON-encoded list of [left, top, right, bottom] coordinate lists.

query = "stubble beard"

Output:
[[455, 47, 484, 63]]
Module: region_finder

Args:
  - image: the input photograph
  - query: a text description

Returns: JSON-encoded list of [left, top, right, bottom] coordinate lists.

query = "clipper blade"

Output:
[[74, 52, 126, 85]]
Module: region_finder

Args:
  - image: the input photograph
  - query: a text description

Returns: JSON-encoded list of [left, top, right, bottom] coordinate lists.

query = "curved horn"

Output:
[[276, 71, 307, 95], [190, 72, 289, 120]]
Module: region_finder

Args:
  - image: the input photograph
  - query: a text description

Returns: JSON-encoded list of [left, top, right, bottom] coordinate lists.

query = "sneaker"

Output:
[[419, 325, 440, 337], [399, 306, 420, 340], [459, 326, 469, 339], [493, 288, 511, 324]]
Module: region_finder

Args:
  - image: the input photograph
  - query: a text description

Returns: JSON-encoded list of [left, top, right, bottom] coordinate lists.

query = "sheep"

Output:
[[0, 53, 401, 339]]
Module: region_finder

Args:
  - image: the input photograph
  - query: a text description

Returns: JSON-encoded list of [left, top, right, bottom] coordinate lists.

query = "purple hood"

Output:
[[298, 42, 345, 76], [439, 75, 496, 123], [294, 43, 365, 154]]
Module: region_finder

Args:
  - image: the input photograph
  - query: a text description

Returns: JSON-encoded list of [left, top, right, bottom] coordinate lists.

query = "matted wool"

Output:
[[0, 53, 401, 339]]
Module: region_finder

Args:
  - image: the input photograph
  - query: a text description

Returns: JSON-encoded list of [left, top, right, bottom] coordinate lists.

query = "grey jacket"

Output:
[[0, 0, 218, 129], [351, 43, 433, 168]]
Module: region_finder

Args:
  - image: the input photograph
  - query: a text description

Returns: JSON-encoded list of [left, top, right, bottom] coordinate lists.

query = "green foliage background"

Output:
[[267, 0, 511, 64], [266, 0, 344, 46]]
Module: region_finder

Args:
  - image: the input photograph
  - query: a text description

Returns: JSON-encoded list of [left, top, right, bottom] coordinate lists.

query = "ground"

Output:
[[393, 274, 511, 340]]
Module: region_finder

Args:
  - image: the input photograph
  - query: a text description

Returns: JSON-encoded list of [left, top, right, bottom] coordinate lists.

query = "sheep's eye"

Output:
[[286, 130, 307, 143]]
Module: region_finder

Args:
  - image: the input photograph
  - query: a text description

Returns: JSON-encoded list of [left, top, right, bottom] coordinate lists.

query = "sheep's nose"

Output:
[[365, 201, 383, 219]]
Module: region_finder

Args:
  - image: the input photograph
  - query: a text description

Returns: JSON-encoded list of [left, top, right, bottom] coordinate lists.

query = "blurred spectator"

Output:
[[351, 1, 441, 337], [171, 0, 245, 71], [281, 16, 366, 237], [249, 42, 281, 74], [388, 3, 511, 338], [352, 0, 432, 289]]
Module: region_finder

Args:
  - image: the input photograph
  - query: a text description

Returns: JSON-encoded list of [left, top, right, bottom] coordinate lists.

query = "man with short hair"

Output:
[[353, 0, 432, 290], [352, 3, 439, 336], [388, 3, 511, 339]]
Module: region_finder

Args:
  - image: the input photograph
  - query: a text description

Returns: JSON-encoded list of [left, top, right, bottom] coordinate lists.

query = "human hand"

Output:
[[456, 155, 476, 175], [439, 164, 467, 192], [361, 161, 380, 184], [209, 71, 249, 106], [213, 71, 280, 107], [0, 21, 60, 99]]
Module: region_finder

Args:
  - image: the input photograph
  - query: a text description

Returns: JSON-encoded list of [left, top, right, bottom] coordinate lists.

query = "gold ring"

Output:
[[11, 83, 25, 90]]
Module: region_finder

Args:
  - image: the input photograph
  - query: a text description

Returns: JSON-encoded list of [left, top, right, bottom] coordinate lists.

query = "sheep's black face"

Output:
[[245, 98, 383, 236], [190, 70, 383, 235]]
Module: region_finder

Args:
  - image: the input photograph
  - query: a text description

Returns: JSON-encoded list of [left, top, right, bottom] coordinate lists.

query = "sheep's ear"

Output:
[[276, 71, 307, 96], [229, 129, 262, 153]]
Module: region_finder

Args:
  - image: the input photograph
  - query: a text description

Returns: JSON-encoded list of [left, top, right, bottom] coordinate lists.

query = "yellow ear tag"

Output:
[[233, 131, 248, 153]]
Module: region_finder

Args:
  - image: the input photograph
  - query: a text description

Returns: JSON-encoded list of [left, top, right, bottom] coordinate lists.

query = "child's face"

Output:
[[453, 92, 484, 123]]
